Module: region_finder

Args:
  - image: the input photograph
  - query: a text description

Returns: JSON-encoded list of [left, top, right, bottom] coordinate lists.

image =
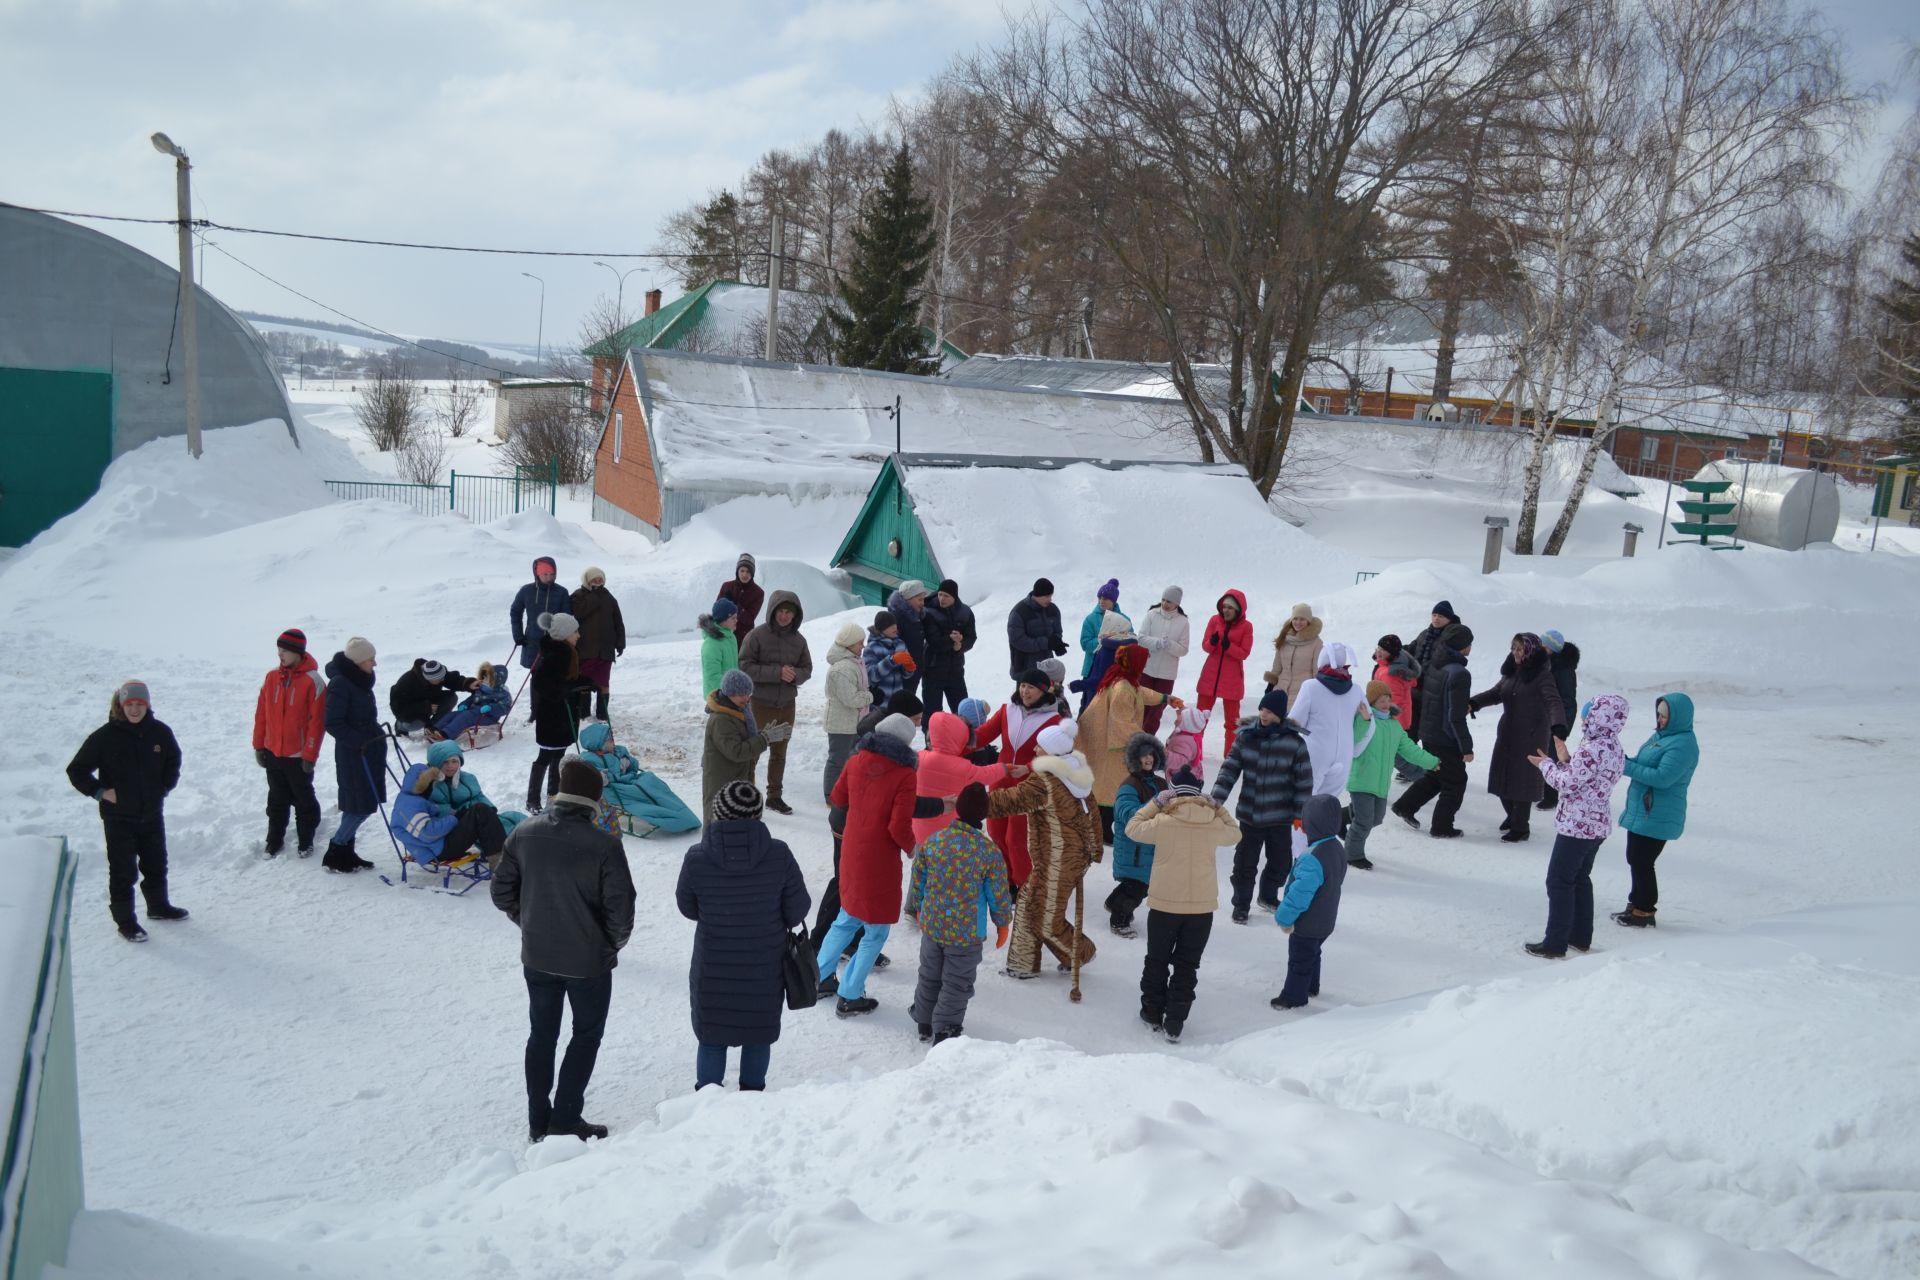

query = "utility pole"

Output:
[[765, 214, 784, 361], [151, 132, 201, 458], [521, 272, 546, 366]]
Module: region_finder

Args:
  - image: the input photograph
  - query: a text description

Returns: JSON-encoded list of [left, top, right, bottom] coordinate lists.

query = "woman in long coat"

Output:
[[987, 719, 1102, 978], [1468, 632, 1566, 843], [570, 567, 626, 722], [676, 780, 811, 1090], [1262, 604, 1324, 710]]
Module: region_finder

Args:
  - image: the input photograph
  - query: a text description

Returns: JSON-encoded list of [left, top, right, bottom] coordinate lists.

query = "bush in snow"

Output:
[[355, 353, 423, 452], [499, 390, 597, 485]]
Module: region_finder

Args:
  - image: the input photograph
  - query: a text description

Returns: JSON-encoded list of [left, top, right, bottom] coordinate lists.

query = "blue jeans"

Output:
[[1542, 834, 1604, 953], [816, 909, 890, 998], [330, 809, 373, 845], [697, 1041, 771, 1090]]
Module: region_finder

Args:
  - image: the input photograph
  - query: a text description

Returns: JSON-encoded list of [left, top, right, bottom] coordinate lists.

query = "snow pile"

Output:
[[1215, 901, 1920, 1279], [61, 1036, 1831, 1280]]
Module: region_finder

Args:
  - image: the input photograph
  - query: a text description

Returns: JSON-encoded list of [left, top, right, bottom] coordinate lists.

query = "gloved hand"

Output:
[[302, 758, 315, 775], [995, 924, 1010, 950], [762, 721, 793, 743], [1167, 695, 1186, 710], [890, 652, 917, 673], [254, 747, 274, 768], [1051, 640, 1069, 656]]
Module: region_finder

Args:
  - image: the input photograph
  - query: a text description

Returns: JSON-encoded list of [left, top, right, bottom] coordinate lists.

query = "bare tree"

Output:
[[396, 423, 449, 485], [962, 0, 1541, 497], [1498, 0, 1853, 553], [354, 352, 422, 452], [500, 392, 598, 486], [441, 361, 483, 439]]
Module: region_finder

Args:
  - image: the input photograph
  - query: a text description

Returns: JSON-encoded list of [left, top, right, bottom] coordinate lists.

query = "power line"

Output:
[[203, 241, 540, 380], [0, 200, 697, 259]]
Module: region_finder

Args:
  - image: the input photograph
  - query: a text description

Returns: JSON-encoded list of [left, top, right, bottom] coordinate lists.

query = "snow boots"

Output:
[[932, 1027, 962, 1045], [116, 918, 148, 943], [1612, 908, 1657, 928], [321, 842, 360, 874], [836, 996, 879, 1018], [548, 1118, 608, 1141], [1524, 942, 1566, 959], [148, 903, 190, 921]]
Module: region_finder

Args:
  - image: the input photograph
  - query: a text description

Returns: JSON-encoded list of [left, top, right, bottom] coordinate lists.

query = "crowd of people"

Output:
[[62, 551, 1701, 1139]]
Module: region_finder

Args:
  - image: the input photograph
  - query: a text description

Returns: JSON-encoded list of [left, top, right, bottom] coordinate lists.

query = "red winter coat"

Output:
[[1197, 590, 1254, 702], [254, 653, 327, 763], [830, 735, 919, 925], [913, 712, 1009, 845], [1375, 656, 1419, 731]]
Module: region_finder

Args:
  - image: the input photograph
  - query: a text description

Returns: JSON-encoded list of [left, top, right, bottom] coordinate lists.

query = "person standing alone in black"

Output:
[[67, 680, 187, 941], [492, 759, 636, 1142]]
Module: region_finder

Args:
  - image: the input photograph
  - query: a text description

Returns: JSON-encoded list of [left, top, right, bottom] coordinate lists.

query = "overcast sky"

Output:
[[2, 0, 1914, 359]]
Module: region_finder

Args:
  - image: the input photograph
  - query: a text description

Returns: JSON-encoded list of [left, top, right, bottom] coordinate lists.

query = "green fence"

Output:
[[324, 462, 557, 524]]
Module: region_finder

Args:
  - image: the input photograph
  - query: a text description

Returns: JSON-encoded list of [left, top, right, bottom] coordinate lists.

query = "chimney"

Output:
[[644, 289, 662, 317]]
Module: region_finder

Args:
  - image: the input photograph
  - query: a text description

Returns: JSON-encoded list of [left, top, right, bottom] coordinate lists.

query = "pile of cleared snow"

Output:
[[60, 1036, 1830, 1280], [1215, 901, 1920, 1280]]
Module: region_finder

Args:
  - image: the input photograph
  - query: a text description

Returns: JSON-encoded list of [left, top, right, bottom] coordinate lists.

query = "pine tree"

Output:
[[1879, 230, 1920, 447], [686, 191, 746, 290], [828, 143, 938, 375]]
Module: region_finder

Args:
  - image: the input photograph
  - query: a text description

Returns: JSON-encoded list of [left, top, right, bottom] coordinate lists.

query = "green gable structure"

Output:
[[584, 280, 968, 366]]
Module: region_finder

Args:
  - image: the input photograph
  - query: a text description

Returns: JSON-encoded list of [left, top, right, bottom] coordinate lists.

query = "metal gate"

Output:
[[324, 461, 557, 524]]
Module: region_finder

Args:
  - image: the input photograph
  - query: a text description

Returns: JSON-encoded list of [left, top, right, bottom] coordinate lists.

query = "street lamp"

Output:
[[151, 131, 202, 458], [592, 260, 646, 321], [521, 271, 545, 366]]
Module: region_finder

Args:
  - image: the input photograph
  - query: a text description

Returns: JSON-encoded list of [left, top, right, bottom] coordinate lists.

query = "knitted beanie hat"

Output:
[[897, 579, 929, 600], [421, 660, 447, 683], [835, 622, 865, 650], [719, 669, 754, 699], [582, 566, 607, 586], [1015, 667, 1051, 692], [1290, 602, 1314, 621], [1377, 634, 1402, 659], [937, 579, 959, 597], [542, 612, 580, 642], [712, 779, 764, 823], [1035, 720, 1078, 756], [344, 636, 376, 664], [1169, 766, 1203, 796], [873, 610, 897, 632], [1541, 629, 1567, 654], [1161, 585, 1183, 606], [955, 782, 990, 827], [711, 598, 739, 623], [1038, 658, 1067, 687], [276, 627, 307, 656], [1259, 687, 1289, 720], [885, 691, 924, 719], [1031, 577, 1055, 597], [117, 679, 151, 705], [1096, 578, 1120, 603], [956, 697, 990, 729], [1365, 680, 1392, 705]]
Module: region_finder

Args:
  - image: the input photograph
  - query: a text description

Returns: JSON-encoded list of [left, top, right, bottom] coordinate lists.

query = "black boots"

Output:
[[322, 842, 360, 874], [1612, 908, 1657, 928], [836, 996, 878, 1017], [548, 1118, 609, 1141], [115, 916, 148, 942], [147, 903, 190, 921]]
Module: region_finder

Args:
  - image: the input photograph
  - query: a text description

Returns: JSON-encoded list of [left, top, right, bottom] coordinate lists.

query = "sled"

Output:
[[455, 721, 507, 752], [371, 724, 497, 897]]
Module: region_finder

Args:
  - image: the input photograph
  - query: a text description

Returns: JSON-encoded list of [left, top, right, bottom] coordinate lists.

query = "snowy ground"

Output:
[[7, 405, 1917, 1279]]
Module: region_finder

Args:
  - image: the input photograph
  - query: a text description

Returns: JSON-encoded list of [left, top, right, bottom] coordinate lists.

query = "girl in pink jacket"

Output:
[[1526, 693, 1628, 959]]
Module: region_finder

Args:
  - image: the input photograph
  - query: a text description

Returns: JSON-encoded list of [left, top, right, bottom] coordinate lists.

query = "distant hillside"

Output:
[[238, 311, 548, 378]]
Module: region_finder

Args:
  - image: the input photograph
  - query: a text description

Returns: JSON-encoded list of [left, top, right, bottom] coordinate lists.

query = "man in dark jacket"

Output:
[[67, 680, 186, 941], [1392, 625, 1475, 838], [675, 781, 812, 1091], [1006, 578, 1067, 678], [389, 658, 473, 735], [887, 579, 931, 697], [920, 579, 977, 715], [1539, 629, 1580, 810], [1405, 600, 1460, 747], [492, 759, 636, 1143], [1210, 688, 1314, 923], [717, 553, 766, 633]]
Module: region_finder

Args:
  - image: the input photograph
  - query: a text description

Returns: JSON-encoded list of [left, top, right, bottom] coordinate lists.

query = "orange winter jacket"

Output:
[[254, 654, 327, 762]]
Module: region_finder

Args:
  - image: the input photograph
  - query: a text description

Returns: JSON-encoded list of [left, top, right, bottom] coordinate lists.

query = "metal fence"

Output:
[[324, 462, 557, 524]]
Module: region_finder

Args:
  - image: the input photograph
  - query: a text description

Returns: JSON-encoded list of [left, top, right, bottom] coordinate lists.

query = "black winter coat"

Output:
[[389, 663, 469, 726], [1408, 623, 1451, 672], [1006, 595, 1065, 676], [1549, 644, 1580, 735], [887, 590, 929, 676], [1469, 650, 1566, 806], [492, 800, 636, 978], [921, 598, 978, 674], [1415, 647, 1474, 755], [67, 714, 181, 821], [531, 637, 590, 749], [675, 820, 811, 1047], [325, 654, 388, 813], [570, 585, 627, 663]]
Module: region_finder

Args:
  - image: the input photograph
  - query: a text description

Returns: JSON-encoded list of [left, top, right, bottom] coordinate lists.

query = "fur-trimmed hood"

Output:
[[1034, 750, 1094, 799]]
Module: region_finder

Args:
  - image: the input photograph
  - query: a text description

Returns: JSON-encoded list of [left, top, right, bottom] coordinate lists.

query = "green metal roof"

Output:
[[582, 282, 722, 358]]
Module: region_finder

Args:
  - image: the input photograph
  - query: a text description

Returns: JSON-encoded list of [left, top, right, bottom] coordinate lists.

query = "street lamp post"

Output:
[[591, 260, 646, 321], [150, 131, 201, 458], [521, 271, 545, 366]]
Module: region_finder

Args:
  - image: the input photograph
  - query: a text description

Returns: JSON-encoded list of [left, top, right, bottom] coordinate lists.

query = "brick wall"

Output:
[[591, 372, 661, 533]]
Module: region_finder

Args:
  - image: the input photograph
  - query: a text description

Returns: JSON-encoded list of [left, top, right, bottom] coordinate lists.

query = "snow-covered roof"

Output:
[[944, 352, 1310, 418], [626, 348, 1200, 496]]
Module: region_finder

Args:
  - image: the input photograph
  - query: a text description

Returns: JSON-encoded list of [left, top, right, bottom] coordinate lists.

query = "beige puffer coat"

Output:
[[1125, 793, 1243, 914], [1262, 615, 1324, 711]]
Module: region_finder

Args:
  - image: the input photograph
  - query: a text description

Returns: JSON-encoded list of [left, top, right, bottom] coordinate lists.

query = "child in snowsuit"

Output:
[[863, 611, 918, 700], [699, 600, 742, 700], [1106, 733, 1167, 936], [67, 680, 187, 940], [1527, 694, 1629, 959], [906, 783, 1013, 1043], [1210, 688, 1314, 923], [1125, 765, 1241, 1042], [392, 751, 510, 870], [1271, 794, 1347, 1009], [1164, 704, 1210, 785], [424, 738, 525, 839], [1346, 681, 1438, 869], [433, 662, 513, 742], [577, 723, 700, 836]]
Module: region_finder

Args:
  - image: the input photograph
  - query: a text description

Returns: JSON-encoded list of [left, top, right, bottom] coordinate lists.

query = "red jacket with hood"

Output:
[[1197, 590, 1254, 702], [830, 733, 920, 924], [254, 653, 327, 762], [913, 712, 1009, 845]]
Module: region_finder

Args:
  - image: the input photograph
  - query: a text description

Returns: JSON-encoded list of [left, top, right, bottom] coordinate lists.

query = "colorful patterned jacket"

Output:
[[905, 819, 1012, 947]]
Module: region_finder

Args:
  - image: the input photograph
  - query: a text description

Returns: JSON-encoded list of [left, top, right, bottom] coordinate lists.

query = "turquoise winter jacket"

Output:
[[1620, 692, 1698, 841], [1111, 774, 1165, 884]]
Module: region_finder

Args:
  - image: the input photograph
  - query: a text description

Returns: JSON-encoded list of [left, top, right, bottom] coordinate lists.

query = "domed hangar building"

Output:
[[0, 205, 294, 545]]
